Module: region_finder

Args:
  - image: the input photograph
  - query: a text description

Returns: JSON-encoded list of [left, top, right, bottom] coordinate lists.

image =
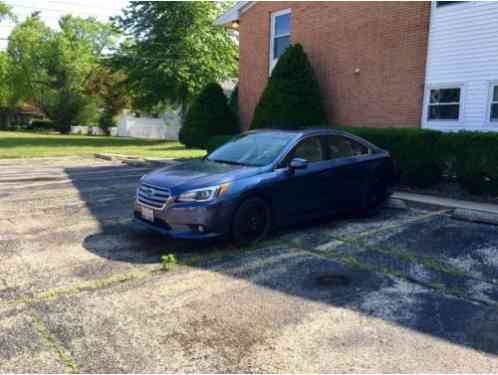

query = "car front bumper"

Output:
[[133, 198, 237, 240]]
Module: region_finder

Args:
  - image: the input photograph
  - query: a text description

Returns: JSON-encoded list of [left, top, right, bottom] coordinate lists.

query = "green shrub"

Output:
[[228, 85, 238, 115], [437, 132, 498, 195], [27, 119, 55, 132], [341, 127, 443, 188], [206, 134, 235, 153], [179, 82, 239, 149], [251, 44, 327, 130], [98, 111, 115, 135]]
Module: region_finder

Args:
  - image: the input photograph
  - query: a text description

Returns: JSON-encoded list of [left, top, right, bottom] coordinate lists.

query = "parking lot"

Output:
[[0, 156, 497, 373]]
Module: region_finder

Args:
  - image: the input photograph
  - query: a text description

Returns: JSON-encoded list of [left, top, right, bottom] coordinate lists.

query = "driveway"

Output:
[[0, 157, 497, 373]]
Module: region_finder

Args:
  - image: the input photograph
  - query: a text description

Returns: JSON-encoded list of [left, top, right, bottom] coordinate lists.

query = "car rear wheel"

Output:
[[232, 197, 271, 246]]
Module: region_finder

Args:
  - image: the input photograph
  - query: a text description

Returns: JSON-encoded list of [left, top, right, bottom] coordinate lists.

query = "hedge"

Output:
[[342, 127, 498, 195]]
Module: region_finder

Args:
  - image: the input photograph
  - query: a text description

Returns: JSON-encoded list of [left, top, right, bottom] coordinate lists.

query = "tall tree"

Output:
[[0, 1, 15, 21], [7, 14, 118, 132], [112, 1, 238, 112]]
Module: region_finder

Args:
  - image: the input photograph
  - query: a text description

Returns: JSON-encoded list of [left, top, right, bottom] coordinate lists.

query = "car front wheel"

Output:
[[231, 197, 271, 246]]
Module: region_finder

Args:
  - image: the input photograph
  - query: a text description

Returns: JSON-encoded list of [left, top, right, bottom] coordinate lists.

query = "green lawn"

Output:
[[0, 131, 206, 159]]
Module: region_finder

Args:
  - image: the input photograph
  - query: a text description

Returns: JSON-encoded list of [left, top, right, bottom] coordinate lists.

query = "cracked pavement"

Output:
[[0, 157, 497, 373]]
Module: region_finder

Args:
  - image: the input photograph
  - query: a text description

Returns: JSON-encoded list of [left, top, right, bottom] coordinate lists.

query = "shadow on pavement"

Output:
[[64, 164, 498, 357]]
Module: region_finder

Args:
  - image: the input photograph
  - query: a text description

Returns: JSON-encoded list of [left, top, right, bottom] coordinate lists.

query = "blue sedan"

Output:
[[134, 129, 396, 245]]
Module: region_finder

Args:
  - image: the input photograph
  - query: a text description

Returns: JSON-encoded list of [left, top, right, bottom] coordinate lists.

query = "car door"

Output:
[[322, 135, 374, 210], [271, 135, 330, 223]]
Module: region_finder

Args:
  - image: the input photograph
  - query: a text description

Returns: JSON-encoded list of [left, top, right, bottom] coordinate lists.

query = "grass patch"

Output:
[[31, 313, 79, 373], [0, 131, 205, 159]]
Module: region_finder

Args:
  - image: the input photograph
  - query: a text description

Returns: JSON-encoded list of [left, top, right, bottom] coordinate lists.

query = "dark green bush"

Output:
[[206, 134, 234, 153], [98, 111, 115, 135], [437, 132, 498, 195], [251, 44, 327, 130], [179, 82, 239, 148], [27, 119, 55, 132], [341, 127, 443, 188], [228, 85, 238, 115]]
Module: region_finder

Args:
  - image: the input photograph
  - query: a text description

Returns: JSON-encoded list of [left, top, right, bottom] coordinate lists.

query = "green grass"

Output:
[[0, 131, 206, 159]]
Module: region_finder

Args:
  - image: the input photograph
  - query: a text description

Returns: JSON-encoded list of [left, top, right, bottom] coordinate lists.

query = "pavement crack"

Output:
[[31, 312, 80, 373]]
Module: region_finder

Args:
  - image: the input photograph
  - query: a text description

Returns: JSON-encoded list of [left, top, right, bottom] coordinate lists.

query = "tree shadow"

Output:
[[64, 163, 498, 357]]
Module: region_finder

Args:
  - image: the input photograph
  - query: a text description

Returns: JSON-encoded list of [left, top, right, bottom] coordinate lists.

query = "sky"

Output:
[[0, 0, 131, 50]]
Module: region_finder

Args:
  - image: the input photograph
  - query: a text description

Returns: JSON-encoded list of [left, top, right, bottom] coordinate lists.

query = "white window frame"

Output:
[[424, 83, 464, 125], [487, 81, 498, 125], [269, 8, 291, 75]]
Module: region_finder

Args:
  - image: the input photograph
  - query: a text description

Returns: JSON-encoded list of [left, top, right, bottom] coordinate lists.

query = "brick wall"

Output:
[[238, 1, 430, 130]]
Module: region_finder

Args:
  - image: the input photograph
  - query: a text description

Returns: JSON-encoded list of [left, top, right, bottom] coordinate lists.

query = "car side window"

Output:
[[326, 135, 371, 160], [281, 136, 324, 166]]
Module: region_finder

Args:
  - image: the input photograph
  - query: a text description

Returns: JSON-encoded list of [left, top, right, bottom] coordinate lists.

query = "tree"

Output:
[[0, 1, 15, 21], [179, 82, 238, 148], [87, 66, 130, 133], [112, 1, 238, 113], [251, 44, 327, 130], [7, 14, 118, 133]]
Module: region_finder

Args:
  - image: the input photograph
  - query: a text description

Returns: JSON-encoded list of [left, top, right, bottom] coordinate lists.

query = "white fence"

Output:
[[116, 111, 181, 140], [70, 110, 182, 140]]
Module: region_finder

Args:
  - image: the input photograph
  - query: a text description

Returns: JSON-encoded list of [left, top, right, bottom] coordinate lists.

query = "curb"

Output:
[[392, 191, 498, 226], [451, 208, 498, 226], [95, 153, 179, 168]]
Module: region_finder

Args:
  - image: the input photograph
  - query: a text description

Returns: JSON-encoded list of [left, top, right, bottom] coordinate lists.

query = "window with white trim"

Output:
[[427, 87, 461, 121], [269, 9, 291, 73], [490, 85, 498, 122]]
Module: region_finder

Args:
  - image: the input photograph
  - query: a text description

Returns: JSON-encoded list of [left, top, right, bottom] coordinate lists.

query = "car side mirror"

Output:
[[289, 158, 308, 170]]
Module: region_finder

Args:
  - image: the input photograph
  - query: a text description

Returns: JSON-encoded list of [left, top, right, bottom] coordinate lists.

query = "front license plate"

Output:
[[141, 206, 154, 222]]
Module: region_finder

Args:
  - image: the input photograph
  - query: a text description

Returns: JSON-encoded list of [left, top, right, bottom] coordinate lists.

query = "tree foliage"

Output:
[[179, 82, 239, 148], [7, 14, 119, 133], [111, 1, 238, 112], [0, 1, 15, 22], [251, 44, 327, 130]]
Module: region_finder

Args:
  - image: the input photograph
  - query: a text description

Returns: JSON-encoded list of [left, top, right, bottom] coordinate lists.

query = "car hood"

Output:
[[141, 158, 261, 193]]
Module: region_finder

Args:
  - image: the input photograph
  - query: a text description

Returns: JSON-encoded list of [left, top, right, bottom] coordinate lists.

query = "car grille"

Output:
[[137, 183, 171, 209]]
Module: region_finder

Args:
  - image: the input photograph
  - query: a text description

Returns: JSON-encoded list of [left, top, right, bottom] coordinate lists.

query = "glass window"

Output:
[[270, 11, 291, 71], [436, 1, 461, 7], [428, 87, 461, 121], [282, 136, 323, 166], [326, 136, 370, 159], [207, 132, 295, 167], [490, 85, 498, 122]]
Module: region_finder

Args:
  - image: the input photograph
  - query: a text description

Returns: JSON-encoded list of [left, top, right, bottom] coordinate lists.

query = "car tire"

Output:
[[356, 176, 388, 217], [231, 197, 271, 246]]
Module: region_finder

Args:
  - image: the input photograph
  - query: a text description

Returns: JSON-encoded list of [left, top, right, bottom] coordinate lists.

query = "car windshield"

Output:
[[207, 132, 296, 167]]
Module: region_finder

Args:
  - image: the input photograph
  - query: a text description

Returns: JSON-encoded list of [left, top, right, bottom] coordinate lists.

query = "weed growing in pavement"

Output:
[[161, 254, 177, 271]]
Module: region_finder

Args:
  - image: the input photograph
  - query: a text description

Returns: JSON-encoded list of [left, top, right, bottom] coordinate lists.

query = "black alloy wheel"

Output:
[[232, 197, 271, 246]]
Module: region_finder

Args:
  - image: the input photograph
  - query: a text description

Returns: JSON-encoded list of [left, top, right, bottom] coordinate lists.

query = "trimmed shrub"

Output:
[[251, 44, 327, 130], [228, 85, 238, 115], [342, 127, 443, 188], [437, 132, 498, 195], [179, 82, 239, 148], [206, 134, 235, 153]]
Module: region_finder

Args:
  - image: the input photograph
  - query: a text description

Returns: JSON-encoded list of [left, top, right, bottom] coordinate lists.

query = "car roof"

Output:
[[245, 128, 383, 151], [246, 128, 353, 137]]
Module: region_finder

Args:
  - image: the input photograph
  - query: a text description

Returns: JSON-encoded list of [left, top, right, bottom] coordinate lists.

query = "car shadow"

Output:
[[64, 164, 498, 357]]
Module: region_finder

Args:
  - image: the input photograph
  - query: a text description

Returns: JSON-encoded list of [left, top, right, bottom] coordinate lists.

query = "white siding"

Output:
[[422, 1, 498, 131]]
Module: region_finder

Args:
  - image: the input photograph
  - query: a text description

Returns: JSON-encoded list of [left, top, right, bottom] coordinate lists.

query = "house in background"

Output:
[[216, 1, 498, 132]]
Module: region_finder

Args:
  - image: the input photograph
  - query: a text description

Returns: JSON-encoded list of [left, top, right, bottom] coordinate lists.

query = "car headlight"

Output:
[[177, 183, 230, 203]]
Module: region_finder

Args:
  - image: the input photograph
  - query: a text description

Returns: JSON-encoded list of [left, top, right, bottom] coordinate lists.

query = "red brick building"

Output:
[[216, 2, 431, 131]]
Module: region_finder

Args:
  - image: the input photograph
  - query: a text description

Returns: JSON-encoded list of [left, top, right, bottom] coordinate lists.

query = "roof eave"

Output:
[[214, 1, 253, 28]]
